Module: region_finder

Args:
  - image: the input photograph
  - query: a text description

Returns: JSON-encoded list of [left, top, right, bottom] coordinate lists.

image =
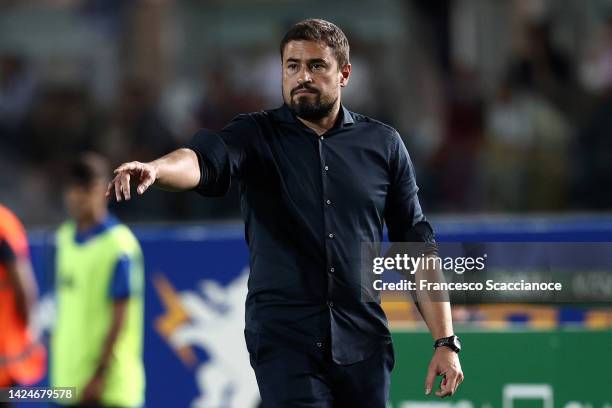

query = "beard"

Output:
[[287, 86, 337, 120]]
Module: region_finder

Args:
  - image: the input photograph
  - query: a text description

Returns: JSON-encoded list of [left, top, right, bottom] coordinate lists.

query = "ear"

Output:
[[339, 63, 351, 87]]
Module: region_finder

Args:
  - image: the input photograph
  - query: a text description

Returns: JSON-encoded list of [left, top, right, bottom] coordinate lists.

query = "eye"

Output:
[[287, 63, 298, 71], [310, 63, 323, 71]]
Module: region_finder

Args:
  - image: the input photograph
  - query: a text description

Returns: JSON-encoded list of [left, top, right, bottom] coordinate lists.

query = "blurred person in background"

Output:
[[194, 67, 241, 132], [52, 153, 144, 408], [507, 20, 576, 119], [482, 75, 570, 211], [108, 18, 463, 405], [574, 14, 612, 209], [97, 76, 175, 166], [0, 53, 35, 150], [0, 204, 46, 407], [499, 20, 574, 211], [20, 83, 99, 168], [99, 77, 180, 223], [429, 63, 485, 211]]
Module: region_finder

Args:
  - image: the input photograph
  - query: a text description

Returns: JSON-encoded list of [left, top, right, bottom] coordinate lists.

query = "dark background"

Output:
[[2, 0, 612, 226]]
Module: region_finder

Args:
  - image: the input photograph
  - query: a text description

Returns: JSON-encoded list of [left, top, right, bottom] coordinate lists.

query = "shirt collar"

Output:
[[74, 214, 119, 244], [272, 103, 355, 128]]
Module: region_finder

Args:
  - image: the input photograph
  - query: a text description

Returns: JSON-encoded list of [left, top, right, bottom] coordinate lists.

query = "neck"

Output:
[[297, 100, 341, 136], [76, 208, 107, 232]]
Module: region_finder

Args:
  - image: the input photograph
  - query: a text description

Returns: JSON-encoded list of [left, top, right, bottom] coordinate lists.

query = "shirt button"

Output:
[[328, 301, 334, 308], [330, 267, 335, 273], [326, 199, 332, 205], [320, 136, 324, 141], [328, 233, 334, 239], [324, 165, 329, 171], [316, 341, 323, 348]]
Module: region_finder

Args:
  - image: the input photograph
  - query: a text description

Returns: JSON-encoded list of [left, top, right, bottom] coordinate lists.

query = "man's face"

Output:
[[282, 40, 350, 120], [63, 181, 107, 221]]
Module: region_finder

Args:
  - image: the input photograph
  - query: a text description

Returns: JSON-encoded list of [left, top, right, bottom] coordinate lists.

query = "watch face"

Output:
[[451, 336, 461, 351]]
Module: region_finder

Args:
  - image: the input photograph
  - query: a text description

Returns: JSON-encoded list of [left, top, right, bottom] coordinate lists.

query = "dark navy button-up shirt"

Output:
[[188, 103, 435, 364]]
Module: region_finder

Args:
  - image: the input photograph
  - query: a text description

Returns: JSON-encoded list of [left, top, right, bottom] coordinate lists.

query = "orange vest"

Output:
[[0, 204, 46, 386]]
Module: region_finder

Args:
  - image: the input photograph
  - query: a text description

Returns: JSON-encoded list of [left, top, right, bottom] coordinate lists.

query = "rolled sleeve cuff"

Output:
[[400, 220, 438, 256], [187, 129, 231, 197]]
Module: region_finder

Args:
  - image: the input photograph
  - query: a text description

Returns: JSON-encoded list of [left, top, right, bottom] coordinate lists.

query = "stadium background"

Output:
[[1, 0, 611, 406]]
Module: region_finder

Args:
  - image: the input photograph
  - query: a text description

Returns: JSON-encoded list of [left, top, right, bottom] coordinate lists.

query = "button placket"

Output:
[[318, 133, 335, 309]]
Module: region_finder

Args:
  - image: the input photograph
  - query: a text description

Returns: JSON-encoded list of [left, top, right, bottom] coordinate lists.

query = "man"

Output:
[[108, 19, 463, 406], [53, 153, 144, 408], [0, 204, 46, 408]]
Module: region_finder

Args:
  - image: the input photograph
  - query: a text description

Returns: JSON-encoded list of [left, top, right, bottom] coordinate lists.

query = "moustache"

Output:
[[291, 85, 319, 96]]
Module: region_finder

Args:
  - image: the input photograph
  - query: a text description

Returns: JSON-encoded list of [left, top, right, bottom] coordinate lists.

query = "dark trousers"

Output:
[[250, 342, 394, 408]]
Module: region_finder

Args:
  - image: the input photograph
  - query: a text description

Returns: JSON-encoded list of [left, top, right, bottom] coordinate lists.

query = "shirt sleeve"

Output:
[[0, 238, 16, 263], [187, 114, 256, 197], [108, 254, 132, 300], [384, 131, 437, 250]]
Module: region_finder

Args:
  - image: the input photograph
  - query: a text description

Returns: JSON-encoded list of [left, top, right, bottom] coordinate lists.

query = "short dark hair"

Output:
[[280, 19, 350, 68], [66, 152, 109, 187]]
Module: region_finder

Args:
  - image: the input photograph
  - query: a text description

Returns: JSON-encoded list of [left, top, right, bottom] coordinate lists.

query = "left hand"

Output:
[[81, 373, 105, 403], [425, 346, 464, 397]]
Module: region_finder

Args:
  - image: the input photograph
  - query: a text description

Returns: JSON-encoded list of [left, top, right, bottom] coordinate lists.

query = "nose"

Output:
[[297, 68, 312, 85]]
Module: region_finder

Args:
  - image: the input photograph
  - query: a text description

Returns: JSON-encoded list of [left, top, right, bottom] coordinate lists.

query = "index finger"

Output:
[[424, 365, 437, 395]]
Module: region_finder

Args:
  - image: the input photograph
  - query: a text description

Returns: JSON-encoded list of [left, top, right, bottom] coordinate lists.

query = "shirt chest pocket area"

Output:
[[323, 149, 390, 218]]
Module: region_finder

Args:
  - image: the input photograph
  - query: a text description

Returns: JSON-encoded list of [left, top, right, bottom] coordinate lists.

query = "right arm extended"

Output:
[[106, 148, 201, 201]]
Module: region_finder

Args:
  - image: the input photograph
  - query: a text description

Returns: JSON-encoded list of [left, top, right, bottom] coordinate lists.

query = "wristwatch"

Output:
[[434, 335, 461, 353]]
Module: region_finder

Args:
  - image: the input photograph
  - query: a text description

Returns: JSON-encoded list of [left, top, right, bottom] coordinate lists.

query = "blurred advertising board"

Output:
[[23, 216, 612, 407]]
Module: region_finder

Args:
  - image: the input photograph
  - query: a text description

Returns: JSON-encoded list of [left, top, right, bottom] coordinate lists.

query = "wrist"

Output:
[[434, 346, 457, 356], [433, 334, 461, 353], [149, 160, 161, 179]]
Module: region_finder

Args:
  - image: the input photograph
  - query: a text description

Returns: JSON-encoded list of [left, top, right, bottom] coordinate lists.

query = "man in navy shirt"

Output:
[[108, 18, 463, 406]]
